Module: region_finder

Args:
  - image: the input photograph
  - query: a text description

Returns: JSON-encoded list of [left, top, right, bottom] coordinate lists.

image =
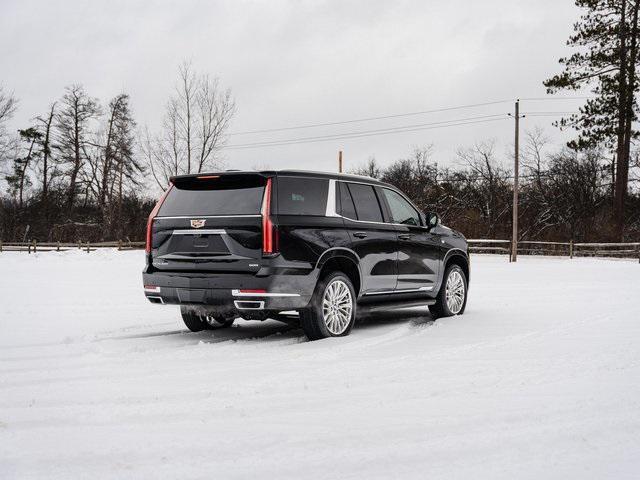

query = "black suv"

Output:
[[143, 170, 469, 340]]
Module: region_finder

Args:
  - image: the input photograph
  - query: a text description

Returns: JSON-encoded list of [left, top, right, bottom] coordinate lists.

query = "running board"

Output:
[[358, 298, 436, 314]]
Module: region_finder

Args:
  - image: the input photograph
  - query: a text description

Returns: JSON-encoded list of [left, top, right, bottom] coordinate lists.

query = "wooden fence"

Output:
[[0, 240, 145, 253], [468, 239, 640, 262], [1, 238, 638, 262]]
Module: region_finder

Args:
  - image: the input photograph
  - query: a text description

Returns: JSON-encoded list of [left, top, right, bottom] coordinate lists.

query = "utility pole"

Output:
[[509, 100, 524, 262], [338, 150, 343, 173]]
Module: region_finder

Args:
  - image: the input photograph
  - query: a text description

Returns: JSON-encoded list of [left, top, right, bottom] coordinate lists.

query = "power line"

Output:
[[222, 115, 509, 150], [228, 100, 512, 136], [228, 96, 594, 137]]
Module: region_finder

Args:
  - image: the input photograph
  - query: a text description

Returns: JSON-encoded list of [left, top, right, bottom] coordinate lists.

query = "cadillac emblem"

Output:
[[190, 219, 206, 229]]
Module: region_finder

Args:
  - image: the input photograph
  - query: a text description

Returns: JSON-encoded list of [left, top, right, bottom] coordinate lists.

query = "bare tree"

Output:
[[143, 62, 236, 188], [350, 156, 380, 178], [54, 85, 101, 207], [36, 103, 56, 200], [0, 85, 18, 166], [456, 141, 511, 237]]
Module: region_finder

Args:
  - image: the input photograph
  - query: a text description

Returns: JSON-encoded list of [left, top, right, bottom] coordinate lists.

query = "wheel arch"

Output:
[[315, 248, 362, 296], [442, 249, 470, 287]]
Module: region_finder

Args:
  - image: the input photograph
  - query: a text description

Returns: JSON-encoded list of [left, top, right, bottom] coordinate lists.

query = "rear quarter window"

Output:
[[276, 176, 328, 216], [347, 182, 383, 222]]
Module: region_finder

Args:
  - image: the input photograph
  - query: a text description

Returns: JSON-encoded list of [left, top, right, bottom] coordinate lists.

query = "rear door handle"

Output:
[[398, 234, 412, 240], [353, 232, 368, 238]]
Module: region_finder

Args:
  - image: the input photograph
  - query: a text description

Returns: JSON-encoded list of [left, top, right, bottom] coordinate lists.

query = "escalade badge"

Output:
[[190, 219, 206, 228]]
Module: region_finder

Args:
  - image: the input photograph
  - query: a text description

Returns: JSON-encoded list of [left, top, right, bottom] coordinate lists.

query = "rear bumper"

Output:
[[142, 269, 315, 313]]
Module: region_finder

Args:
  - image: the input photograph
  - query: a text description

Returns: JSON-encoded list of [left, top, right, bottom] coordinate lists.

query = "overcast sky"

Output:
[[0, 0, 584, 175]]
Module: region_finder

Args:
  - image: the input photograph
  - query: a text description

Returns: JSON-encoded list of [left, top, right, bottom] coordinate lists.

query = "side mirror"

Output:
[[425, 212, 440, 229]]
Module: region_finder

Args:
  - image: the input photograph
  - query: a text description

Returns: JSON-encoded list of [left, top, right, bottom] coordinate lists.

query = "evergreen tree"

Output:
[[544, 0, 640, 239], [5, 127, 41, 208]]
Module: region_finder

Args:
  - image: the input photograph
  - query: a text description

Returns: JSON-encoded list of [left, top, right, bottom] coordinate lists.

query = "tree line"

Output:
[[1, 0, 639, 243], [0, 62, 235, 243], [351, 135, 639, 242]]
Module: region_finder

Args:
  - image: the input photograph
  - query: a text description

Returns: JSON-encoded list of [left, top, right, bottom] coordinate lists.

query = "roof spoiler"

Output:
[[169, 171, 272, 184]]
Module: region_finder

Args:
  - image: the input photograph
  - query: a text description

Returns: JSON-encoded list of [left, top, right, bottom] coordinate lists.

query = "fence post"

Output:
[[508, 241, 512, 262], [77, 241, 81, 250], [0, 240, 2, 252], [569, 240, 574, 259], [637, 244, 639, 264], [33, 239, 37, 253], [28, 242, 31, 254], [86, 241, 90, 253], [117, 240, 122, 251], [57, 241, 60, 252]]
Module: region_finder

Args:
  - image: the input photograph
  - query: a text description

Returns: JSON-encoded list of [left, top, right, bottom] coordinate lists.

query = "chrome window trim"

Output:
[[171, 229, 227, 235], [156, 215, 261, 219], [325, 179, 339, 217], [231, 289, 301, 298], [330, 180, 430, 229], [363, 286, 433, 296]]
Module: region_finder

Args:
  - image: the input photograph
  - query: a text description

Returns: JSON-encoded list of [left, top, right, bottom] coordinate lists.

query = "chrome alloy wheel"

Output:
[[445, 270, 465, 314], [322, 279, 353, 335]]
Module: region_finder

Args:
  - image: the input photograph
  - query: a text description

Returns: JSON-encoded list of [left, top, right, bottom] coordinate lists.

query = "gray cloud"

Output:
[[0, 0, 582, 175]]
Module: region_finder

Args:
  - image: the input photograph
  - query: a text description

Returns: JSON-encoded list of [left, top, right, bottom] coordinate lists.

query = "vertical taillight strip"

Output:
[[261, 177, 276, 254], [145, 183, 173, 254]]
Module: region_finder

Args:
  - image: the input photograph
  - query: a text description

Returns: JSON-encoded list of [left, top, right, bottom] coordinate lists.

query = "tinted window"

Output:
[[347, 183, 383, 222], [158, 176, 265, 216], [277, 176, 328, 215], [382, 188, 421, 226], [338, 182, 357, 219]]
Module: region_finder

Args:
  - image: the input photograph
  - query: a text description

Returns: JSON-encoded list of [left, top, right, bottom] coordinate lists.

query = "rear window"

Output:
[[347, 183, 383, 222], [277, 176, 328, 216], [158, 176, 265, 217]]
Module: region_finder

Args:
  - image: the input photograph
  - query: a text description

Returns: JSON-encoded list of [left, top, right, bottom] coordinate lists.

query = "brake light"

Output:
[[145, 183, 173, 254], [261, 178, 278, 254]]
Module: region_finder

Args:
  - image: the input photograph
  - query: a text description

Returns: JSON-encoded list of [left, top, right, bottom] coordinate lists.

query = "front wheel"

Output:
[[181, 307, 235, 332], [429, 264, 468, 319], [300, 272, 356, 341]]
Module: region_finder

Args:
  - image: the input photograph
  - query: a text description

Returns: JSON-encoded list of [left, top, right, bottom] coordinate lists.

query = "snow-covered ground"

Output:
[[1, 250, 639, 479]]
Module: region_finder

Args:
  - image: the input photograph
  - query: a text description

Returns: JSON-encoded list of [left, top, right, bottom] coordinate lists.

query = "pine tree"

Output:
[[544, 0, 640, 240], [5, 127, 42, 208]]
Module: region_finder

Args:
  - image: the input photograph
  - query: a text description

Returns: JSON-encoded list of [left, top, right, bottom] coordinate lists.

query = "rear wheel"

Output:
[[429, 264, 467, 319], [300, 272, 356, 341], [180, 307, 235, 332]]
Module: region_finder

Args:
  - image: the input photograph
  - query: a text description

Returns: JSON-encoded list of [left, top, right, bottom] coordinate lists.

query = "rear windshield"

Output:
[[277, 176, 328, 216], [158, 176, 265, 216]]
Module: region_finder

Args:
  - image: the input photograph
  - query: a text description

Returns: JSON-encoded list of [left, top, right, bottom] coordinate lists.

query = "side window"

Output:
[[338, 182, 357, 219], [347, 183, 383, 223], [381, 188, 421, 226], [277, 176, 328, 215]]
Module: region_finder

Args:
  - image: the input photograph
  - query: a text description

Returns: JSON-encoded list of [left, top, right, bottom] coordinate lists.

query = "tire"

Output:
[[180, 307, 235, 332], [429, 264, 468, 319], [300, 272, 356, 341]]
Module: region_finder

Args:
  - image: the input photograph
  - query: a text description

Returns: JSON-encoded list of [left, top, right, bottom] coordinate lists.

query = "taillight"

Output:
[[261, 178, 278, 255], [145, 183, 173, 254]]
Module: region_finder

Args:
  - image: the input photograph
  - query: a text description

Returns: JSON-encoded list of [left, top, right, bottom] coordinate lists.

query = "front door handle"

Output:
[[398, 234, 412, 240], [353, 232, 368, 238]]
